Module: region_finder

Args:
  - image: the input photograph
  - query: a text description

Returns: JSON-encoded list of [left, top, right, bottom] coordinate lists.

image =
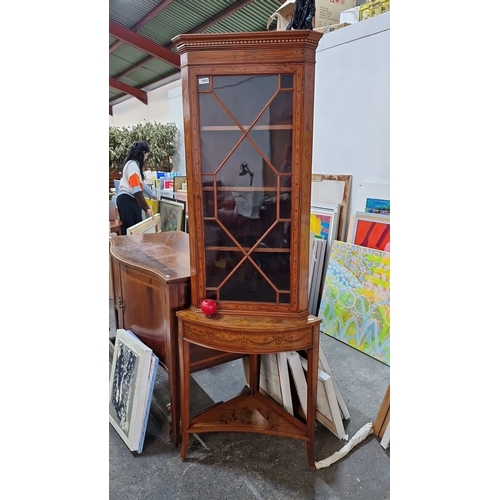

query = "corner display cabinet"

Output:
[[173, 30, 323, 470]]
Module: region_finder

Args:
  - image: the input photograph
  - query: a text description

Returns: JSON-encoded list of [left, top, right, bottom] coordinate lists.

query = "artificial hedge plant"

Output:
[[109, 121, 178, 173]]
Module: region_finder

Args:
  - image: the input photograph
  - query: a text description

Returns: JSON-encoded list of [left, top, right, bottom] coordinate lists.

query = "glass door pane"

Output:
[[198, 73, 294, 304]]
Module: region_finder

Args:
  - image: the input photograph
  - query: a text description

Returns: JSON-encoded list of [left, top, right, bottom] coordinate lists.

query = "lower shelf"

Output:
[[186, 390, 308, 441]]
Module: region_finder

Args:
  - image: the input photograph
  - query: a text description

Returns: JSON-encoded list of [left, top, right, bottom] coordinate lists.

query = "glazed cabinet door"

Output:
[[194, 71, 300, 312]]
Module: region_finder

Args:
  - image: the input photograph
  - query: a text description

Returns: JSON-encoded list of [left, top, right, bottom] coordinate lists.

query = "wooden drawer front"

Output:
[[181, 322, 313, 354]]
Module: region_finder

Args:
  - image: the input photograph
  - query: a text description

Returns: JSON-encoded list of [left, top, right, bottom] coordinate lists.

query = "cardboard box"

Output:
[[267, 0, 357, 31], [313, 22, 350, 34], [359, 0, 389, 21], [359, 2, 372, 21], [372, 1, 383, 17], [315, 0, 357, 27]]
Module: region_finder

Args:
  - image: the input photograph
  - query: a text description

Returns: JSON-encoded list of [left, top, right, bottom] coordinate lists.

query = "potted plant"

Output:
[[109, 125, 133, 185], [130, 121, 178, 172]]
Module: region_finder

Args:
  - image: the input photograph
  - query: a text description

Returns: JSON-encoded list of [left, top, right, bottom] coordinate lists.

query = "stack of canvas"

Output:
[[109, 329, 159, 453], [288, 347, 349, 440], [308, 204, 340, 316], [308, 234, 328, 316], [243, 345, 349, 441]]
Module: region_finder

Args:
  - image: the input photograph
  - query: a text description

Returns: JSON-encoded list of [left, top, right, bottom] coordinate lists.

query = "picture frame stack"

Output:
[[311, 174, 352, 242], [109, 329, 159, 454], [242, 344, 349, 441], [308, 234, 327, 316], [159, 198, 185, 232], [308, 204, 340, 315]]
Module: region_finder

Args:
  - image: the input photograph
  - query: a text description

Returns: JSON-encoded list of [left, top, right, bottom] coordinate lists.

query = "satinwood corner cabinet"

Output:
[[172, 30, 323, 470]]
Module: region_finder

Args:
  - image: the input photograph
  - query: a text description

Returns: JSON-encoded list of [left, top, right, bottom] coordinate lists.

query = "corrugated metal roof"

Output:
[[138, 0, 237, 45], [109, 0, 160, 27], [203, 0, 280, 33], [109, 0, 284, 109], [111, 44, 150, 68]]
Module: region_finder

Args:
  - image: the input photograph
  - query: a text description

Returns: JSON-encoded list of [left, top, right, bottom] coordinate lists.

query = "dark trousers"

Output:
[[116, 194, 142, 235]]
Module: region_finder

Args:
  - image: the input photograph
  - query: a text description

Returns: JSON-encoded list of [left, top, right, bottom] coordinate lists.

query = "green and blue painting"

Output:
[[318, 241, 390, 365]]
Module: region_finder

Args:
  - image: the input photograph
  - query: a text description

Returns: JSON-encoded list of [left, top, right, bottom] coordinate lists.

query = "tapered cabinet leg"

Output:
[[178, 324, 190, 461], [306, 325, 320, 470], [165, 338, 180, 448], [248, 354, 260, 396]]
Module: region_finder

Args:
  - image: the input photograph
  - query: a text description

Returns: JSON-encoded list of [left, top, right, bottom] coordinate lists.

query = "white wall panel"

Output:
[[312, 13, 390, 222]]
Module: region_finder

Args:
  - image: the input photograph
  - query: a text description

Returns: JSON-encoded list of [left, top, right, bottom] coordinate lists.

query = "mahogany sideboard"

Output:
[[109, 231, 242, 446]]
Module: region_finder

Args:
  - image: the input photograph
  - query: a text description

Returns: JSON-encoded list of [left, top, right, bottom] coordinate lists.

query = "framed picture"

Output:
[[242, 353, 293, 416], [173, 175, 187, 192], [127, 213, 161, 235], [347, 211, 390, 252], [308, 237, 327, 316], [310, 205, 340, 247], [318, 240, 390, 365], [109, 329, 156, 453], [159, 199, 185, 232], [136, 351, 159, 454], [288, 353, 348, 441], [161, 195, 186, 215], [365, 197, 390, 214], [318, 345, 350, 420], [311, 174, 352, 241], [309, 205, 340, 316], [298, 355, 347, 440]]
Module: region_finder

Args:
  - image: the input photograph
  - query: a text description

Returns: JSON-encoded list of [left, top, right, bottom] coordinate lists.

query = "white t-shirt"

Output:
[[118, 160, 144, 198]]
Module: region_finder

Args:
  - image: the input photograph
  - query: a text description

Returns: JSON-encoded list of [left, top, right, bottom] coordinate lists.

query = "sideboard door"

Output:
[[119, 266, 169, 361], [110, 257, 123, 329]]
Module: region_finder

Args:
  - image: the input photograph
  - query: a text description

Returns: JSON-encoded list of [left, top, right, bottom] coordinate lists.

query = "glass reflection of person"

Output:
[[232, 161, 263, 219], [218, 161, 263, 219], [280, 144, 292, 187]]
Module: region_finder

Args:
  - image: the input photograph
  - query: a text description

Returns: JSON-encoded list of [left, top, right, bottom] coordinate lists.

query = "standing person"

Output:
[[116, 141, 155, 235]]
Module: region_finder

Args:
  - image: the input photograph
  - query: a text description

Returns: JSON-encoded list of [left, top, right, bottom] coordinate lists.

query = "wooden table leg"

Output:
[[306, 324, 319, 470], [165, 343, 180, 448], [248, 354, 260, 395], [179, 331, 190, 461]]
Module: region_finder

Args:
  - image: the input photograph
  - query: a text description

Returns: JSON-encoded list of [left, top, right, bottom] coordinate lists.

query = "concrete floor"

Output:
[[109, 301, 390, 499]]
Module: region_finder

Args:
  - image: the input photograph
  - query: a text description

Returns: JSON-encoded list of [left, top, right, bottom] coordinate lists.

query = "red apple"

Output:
[[200, 298, 217, 316]]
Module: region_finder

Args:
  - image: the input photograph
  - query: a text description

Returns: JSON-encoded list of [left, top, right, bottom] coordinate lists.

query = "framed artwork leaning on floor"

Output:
[[318, 241, 390, 365], [347, 211, 390, 252], [159, 199, 185, 232], [109, 329, 155, 453], [127, 213, 161, 235], [310, 204, 340, 247]]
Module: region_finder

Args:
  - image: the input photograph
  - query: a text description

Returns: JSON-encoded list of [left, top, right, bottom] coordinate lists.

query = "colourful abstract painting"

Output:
[[348, 212, 390, 252], [318, 241, 390, 365], [310, 206, 339, 246], [354, 219, 390, 250], [310, 212, 331, 241], [365, 198, 390, 214]]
